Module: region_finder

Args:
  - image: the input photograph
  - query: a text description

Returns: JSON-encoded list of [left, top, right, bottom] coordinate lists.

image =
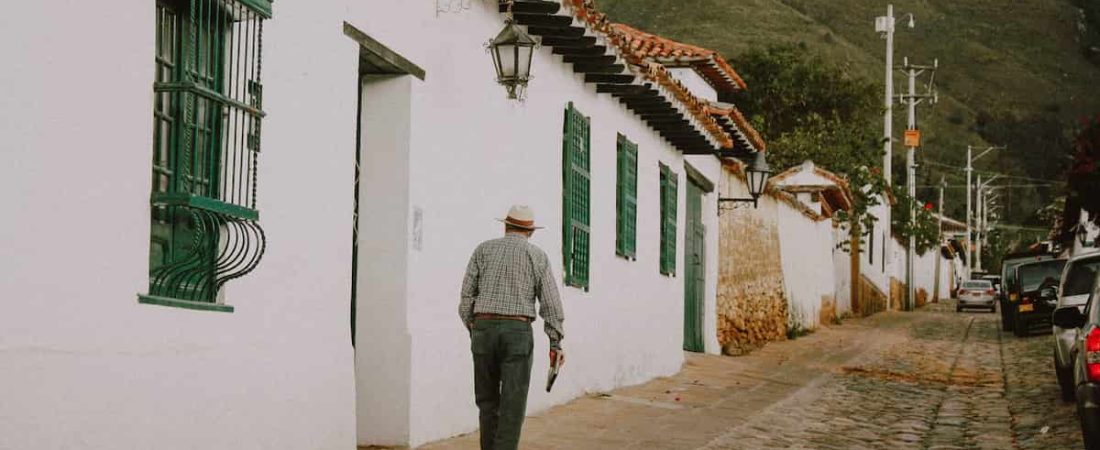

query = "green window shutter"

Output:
[[616, 135, 627, 257], [659, 164, 677, 276], [562, 103, 591, 289], [616, 135, 637, 259], [562, 104, 574, 284], [667, 171, 678, 275], [625, 141, 638, 257], [659, 164, 669, 274]]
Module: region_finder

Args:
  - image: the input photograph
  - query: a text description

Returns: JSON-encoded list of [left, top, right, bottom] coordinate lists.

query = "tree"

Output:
[[732, 44, 882, 175], [890, 190, 941, 255], [1068, 116, 1100, 219], [733, 45, 887, 241]]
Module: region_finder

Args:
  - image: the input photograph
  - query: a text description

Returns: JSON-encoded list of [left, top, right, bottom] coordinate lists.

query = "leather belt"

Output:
[[475, 313, 533, 323]]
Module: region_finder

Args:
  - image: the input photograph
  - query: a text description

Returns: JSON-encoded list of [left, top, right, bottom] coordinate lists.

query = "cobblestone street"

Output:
[[414, 300, 1085, 450]]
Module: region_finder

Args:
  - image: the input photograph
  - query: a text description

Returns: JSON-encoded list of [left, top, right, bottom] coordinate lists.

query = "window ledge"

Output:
[[138, 294, 234, 313]]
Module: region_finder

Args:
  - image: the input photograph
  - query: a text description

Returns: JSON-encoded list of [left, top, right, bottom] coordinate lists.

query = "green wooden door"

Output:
[[683, 180, 705, 352]]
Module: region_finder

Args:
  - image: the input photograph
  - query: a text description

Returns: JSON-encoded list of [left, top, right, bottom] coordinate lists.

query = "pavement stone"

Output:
[[399, 300, 1086, 449]]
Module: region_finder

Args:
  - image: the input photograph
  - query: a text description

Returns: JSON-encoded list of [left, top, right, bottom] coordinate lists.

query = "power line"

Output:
[[919, 159, 1064, 183], [917, 184, 1059, 189]]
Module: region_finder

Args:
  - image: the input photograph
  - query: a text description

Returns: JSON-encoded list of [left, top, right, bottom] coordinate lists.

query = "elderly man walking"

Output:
[[459, 205, 565, 450]]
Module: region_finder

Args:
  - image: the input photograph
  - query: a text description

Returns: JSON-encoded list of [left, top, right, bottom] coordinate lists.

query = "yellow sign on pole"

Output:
[[904, 129, 921, 147]]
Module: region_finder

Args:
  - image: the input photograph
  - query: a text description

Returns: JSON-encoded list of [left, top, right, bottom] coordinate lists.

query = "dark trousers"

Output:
[[471, 319, 534, 450]]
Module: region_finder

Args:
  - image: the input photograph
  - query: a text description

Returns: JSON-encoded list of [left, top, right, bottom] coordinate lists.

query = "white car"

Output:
[[1054, 252, 1100, 401], [956, 280, 996, 312]]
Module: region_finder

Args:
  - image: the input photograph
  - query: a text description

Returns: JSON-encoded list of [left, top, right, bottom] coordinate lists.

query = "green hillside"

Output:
[[599, 0, 1100, 226]]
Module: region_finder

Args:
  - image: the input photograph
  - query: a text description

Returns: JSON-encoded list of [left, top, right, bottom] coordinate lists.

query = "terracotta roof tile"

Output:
[[705, 103, 767, 152], [608, 23, 747, 94], [564, 0, 734, 149]]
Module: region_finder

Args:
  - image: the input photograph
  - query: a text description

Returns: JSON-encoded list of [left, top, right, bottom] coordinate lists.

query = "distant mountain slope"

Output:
[[599, 0, 1100, 223]]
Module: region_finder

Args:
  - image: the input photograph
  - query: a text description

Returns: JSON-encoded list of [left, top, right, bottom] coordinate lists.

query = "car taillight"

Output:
[[986, 289, 995, 295], [1087, 328, 1100, 382], [1010, 293, 1019, 301], [1022, 296, 1032, 305], [959, 289, 968, 295]]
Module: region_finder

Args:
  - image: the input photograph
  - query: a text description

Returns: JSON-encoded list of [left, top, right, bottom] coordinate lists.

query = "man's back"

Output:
[[467, 235, 547, 316], [459, 233, 563, 350]]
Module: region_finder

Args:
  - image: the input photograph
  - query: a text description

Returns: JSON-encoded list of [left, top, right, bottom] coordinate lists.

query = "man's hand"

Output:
[[550, 349, 564, 368]]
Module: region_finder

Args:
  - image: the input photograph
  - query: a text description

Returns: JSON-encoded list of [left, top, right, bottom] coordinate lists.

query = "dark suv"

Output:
[[1000, 252, 1057, 332], [1009, 258, 1067, 337]]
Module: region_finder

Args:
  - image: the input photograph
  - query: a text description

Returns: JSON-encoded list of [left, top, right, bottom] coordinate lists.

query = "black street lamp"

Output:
[[719, 151, 772, 211], [488, 17, 537, 100]]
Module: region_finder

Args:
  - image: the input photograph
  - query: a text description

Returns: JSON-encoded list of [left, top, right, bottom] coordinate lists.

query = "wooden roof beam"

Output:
[[555, 46, 609, 56], [540, 36, 597, 47], [572, 63, 626, 74], [499, 0, 561, 14], [512, 14, 573, 27], [527, 26, 586, 38]]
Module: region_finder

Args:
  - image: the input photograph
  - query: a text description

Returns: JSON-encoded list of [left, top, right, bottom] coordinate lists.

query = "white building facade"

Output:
[[772, 161, 853, 329], [2, 1, 766, 448]]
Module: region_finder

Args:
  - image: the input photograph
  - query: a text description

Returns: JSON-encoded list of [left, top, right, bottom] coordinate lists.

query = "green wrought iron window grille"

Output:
[[143, 0, 272, 311], [562, 102, 591, 290], [616, 134, 638, 259], [659, 163, 678, 276]]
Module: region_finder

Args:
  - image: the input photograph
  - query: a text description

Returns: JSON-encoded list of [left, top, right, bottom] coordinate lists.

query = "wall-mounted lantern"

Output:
[[719, 151, 772, 211], [488, 16, 537, 100]]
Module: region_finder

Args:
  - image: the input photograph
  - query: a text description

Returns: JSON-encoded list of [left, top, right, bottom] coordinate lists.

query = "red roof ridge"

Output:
[[565, 0, 734, 148], [703, 102, 767, 152], [607, 23, 748, 93]]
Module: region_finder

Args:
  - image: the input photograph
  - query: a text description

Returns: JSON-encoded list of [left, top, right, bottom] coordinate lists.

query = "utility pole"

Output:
[[937, 174, 946, 301], [976, 175, 1001, 272], [933, 176, 945, 302], [966, 145, 972, 279], [880, 5, 895, 187], [964, 145, 1004, 279], [981, 172, 990, 269], [876, 6, 912, 290], [897, 57, 937, 311]]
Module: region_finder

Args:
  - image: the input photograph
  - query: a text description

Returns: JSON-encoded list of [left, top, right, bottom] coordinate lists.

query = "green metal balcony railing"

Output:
[[147, 0, 271, 305]]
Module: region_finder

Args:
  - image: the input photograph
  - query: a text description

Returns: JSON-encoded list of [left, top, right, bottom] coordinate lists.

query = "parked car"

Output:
[[980, 274, 1002, 295], [956, 280, 996, 312], [1000, 252, 1057, 332], [1052, 287, 1100, 449], [1054, 253, 1100, 400], [1009, 258, 1067, 337]]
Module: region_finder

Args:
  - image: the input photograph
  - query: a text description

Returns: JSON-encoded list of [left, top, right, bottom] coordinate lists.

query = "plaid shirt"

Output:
[[460, 233, 565, 349]]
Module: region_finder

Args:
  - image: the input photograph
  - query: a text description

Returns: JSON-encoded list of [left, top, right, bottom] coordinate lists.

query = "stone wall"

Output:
[[718, 197, 788, 356], [890, 277, 905, 311], [855, 275, 889, 317], [819, 295, 837, 326]]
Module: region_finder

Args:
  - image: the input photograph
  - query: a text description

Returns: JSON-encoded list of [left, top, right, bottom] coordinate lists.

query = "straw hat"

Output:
[[498, 205, 544, 230]]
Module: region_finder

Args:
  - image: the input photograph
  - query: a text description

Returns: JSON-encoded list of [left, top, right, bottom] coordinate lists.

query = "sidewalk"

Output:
[[395, 310, 917, 450]]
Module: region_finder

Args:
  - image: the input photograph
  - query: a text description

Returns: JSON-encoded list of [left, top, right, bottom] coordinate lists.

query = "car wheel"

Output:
[[1080, 398, 1100, 450], [1055, 351, 1075, 402], [956, 305, 962, 312], [1014, 314, 1028, 337], [1001, 304, 1014, 332]]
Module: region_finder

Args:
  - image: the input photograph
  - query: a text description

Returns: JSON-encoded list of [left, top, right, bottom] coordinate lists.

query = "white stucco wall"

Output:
[[833, 224, 853, 316], [668, 67, 718, 102], [861, 201, 892, 294], [1, 2, 359, 449], [777, 205, 835, 330], [349, 3, 723, 446]]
